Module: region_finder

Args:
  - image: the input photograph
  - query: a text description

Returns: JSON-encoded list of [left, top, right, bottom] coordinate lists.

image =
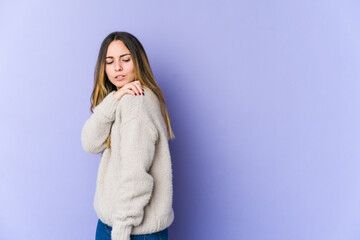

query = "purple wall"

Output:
[[1, 0, 360, 239]]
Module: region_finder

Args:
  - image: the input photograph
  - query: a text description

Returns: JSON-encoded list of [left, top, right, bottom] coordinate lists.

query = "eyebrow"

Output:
[[105, 53, 131, 59]]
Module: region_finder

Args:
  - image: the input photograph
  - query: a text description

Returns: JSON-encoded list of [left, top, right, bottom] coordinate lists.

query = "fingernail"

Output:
[[135, 93, 137, 96]]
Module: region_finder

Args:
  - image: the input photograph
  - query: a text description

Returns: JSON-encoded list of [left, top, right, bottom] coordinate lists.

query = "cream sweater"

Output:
[[81, 87, 174, 240]]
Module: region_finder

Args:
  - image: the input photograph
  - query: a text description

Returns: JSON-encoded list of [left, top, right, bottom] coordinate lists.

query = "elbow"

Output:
[[82, 142, 100, 154], [81, 130, 105, 154], [81, 141, 105, 154]]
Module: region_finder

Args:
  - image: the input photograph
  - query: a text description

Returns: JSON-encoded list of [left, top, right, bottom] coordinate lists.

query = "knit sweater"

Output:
[[81, 86, 174, 240]]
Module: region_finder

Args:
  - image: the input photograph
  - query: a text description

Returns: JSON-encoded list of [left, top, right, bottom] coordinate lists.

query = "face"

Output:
[[105, 40, 135, 90]]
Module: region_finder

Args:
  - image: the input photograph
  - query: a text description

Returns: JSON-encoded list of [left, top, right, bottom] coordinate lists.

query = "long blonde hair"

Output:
[[88, 31, 175, 148]]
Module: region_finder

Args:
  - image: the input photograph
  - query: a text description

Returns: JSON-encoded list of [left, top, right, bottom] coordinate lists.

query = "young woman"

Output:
[[81, 31, 175, 240]]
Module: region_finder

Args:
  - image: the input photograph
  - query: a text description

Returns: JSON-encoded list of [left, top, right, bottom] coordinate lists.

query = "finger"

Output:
[[126, 88, 137, 96], [132, 81, 143, 96], [134, 81, 143, 95], [137, 82, 145, 95]]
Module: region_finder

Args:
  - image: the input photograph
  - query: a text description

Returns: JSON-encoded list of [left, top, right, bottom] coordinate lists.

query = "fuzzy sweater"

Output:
[[81, 87, 174, 240]]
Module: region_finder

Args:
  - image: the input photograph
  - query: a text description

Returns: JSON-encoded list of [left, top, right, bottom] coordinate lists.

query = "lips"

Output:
[[115, 75, 125, 79]]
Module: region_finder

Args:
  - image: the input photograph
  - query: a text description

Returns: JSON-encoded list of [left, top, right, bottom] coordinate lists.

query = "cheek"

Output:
[[129, 63, 135, 74]]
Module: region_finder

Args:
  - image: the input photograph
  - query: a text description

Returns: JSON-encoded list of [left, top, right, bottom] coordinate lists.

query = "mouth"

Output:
[[115, 75, 125, 80]]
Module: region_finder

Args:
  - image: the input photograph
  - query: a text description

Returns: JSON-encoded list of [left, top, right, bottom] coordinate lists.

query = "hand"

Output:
[[113, 80, 144, 100]]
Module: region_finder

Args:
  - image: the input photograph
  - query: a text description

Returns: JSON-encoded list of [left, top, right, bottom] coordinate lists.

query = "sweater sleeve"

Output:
[[111, 115, 158, 240], [81, 90, 119, 154]]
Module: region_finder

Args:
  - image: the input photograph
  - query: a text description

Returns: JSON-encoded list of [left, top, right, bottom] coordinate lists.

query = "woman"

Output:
[[81, 31, 175, 240]]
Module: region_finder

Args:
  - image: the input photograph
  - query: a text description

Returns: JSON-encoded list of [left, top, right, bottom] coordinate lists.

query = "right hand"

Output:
[[113, 80, 144, 100]]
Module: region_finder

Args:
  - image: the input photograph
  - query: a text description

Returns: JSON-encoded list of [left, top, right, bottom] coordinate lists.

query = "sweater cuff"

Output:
[[94, 90, 119, 120], [111, 222, 132, 240]]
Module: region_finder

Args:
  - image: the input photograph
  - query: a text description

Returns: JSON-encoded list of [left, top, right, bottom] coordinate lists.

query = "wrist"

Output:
[[113, 91, 123, 101]]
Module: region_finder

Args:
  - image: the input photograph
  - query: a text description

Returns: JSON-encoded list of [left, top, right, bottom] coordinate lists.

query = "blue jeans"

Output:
[[95, 219, 169, 240]]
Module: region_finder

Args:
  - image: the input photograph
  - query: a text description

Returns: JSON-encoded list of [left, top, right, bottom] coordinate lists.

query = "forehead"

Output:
[[106, 40, 130, 56]]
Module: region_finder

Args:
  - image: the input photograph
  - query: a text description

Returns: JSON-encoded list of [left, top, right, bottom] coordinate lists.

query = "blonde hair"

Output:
[[88, 32, 175, 149]]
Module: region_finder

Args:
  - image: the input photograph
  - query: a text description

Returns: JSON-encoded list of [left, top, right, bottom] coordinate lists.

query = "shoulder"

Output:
[[118, 86, 160, 124]]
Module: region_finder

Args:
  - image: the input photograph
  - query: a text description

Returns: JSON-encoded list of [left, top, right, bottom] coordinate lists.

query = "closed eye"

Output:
[[106, 59, 130, 64]]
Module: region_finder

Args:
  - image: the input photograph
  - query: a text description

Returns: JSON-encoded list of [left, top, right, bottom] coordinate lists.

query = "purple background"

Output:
[[1, 1, 360, 239]]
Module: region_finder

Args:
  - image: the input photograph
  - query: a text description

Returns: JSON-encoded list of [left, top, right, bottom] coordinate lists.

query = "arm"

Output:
[[81, 90, 119, 154], [111, 116, 158, 240]]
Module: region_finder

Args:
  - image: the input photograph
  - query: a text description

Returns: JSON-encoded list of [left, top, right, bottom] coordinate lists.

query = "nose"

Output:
[[114, 59, 123, 71]]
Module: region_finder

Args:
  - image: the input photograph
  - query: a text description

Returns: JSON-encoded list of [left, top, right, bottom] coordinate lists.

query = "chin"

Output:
[[112, 78, 132, 89], [116, 83, 124, 89], [112, 80, 123, 87]]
